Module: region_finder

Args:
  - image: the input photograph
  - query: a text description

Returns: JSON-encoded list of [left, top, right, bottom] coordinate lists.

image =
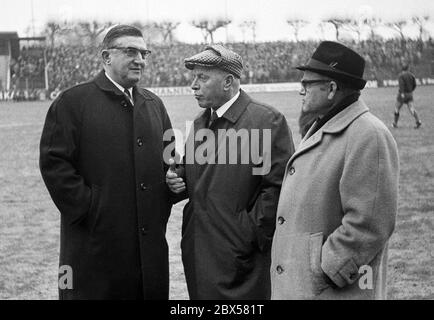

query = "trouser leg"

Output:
[[407, 102, 420, 123], [393, 111, 400, 125], [393, 101, 403, 126]]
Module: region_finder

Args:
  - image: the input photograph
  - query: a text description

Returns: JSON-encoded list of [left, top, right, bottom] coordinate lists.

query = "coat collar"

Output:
[[292, 99, 369, 161], [221, 89, 251, 124], [193, 89, 251, 128], [93, 70, 155, 104], [321, 99, 369, 134]]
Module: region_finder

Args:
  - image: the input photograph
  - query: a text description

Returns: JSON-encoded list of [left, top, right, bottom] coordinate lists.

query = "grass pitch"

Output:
[[0, 86, 433, 299]]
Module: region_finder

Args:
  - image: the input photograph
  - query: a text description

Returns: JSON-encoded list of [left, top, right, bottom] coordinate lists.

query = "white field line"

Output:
[[0, 123, 42, 129]]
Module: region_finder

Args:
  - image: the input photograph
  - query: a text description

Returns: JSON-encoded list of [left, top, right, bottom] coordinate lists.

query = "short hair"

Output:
[[101, 25, 143, 49], [402, 64, 409, 71]]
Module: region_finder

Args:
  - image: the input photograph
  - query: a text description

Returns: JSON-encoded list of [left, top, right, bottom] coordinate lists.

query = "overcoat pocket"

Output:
[[309, 232, 331, 295], [86, 184, 101, 234], [272, 231, 330, 299]]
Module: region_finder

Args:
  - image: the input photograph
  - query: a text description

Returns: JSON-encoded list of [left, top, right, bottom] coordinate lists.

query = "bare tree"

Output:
[[286, 18, 308, 42], [239, 20, 257, 43], [76, 20, 111, 46], [343, 18, 364, 43], [131, 21, 162, 44], [323, 17, 347, 41], [318, 21, 328, 40], [154, 21, 180, 44], [191, 19, 231, 44], [239, 22, 248, 43], [363, 17, 382, 40], [385, 19, 407, 41], [412, 15, 430, 42], [44, 20, 72, 48]]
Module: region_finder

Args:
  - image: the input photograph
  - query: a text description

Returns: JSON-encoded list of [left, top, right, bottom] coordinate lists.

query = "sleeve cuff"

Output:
[[322, 257, 360, 288]]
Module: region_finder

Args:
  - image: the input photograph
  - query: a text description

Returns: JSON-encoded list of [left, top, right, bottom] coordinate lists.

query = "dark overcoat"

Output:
[[40, 71, 173, 299], [179, 90, 294, 299]]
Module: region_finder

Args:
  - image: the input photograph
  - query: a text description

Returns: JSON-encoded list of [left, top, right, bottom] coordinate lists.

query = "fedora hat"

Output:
[[296, 41, 367, 89]]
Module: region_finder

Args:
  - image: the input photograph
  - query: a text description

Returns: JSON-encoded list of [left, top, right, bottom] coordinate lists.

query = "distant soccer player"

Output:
[[392, 64, 422, 129]]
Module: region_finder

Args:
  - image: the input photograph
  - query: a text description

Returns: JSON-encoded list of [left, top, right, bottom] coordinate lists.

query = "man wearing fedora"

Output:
[[270, 41, 399, 299], [166, 45, 294, 299]]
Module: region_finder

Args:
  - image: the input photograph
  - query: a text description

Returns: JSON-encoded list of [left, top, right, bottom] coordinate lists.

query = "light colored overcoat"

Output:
[[271, 100, 399, 300]]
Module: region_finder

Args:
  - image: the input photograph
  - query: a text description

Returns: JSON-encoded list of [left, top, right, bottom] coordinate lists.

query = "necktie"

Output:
[[124, 89, 134, 106], [209, 110, 218, 128]]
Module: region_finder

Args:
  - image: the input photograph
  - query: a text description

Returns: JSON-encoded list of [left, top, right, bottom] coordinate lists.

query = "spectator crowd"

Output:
[[8, 38, 434, 92]]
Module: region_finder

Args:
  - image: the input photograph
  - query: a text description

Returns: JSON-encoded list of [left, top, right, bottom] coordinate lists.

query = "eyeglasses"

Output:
[[300, 79, 332, 95], [108, 46, 152, 59]]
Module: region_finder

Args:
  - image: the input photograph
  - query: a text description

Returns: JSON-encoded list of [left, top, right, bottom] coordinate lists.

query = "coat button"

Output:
[[277, 216, 285, 225], [140, 227, 147, 235], [121, 100, 128, 107], [137, 138, 143, 147], [288, 167, 295, 175], [140, 183, 147, 190], [276, 265, 284, 274]]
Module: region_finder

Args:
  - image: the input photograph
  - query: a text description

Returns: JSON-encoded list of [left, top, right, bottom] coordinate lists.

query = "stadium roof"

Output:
[[18, 37, 46, 41], [0, 32, 18, 39], [0, 32, 19, 58]]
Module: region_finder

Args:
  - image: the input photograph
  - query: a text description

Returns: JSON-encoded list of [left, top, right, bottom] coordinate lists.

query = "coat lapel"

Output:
[[221, 89, 250, 124], [294, 129, 324, 159], [133, 85, 157, 126], [94, 70, 125, 97], [290, 100, 369, 163], [133, 85, 155, 106], [194, 109, 209, 130], [188, 90, 250, 186], [188, 109, 208, 186]]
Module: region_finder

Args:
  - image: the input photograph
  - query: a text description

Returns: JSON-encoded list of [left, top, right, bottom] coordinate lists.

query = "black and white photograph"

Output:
[[0, 0, 433, 305]]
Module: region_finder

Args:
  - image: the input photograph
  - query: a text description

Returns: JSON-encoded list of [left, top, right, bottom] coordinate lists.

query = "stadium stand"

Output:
[[8, 38, 434, 92]]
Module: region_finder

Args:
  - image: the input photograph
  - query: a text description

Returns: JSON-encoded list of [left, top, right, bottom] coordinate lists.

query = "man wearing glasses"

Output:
[[270, 41, 399, 299], [40, 25, 174, 299]]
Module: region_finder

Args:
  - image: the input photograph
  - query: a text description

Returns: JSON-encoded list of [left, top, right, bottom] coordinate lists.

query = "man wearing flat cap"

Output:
[[166, 45, 294, 299], [270, 41, 399, 299]]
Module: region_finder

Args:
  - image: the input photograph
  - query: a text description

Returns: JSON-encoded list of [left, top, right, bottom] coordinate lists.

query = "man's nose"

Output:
[[133, 54, 146, 65], [191, 78, 199, 90]]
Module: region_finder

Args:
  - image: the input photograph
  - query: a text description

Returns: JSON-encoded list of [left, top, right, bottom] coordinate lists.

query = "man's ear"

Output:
[[327, 81, 339, 100], [102, 50, 111, 64], [223, 74, 234, 91]]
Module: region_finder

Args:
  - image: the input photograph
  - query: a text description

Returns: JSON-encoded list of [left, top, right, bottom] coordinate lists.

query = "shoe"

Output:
[[392, 122, 398, 128], [414, 121, 422, 129]]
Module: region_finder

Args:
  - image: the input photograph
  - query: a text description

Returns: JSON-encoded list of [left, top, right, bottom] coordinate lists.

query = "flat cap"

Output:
[[184, 44, 244, 78]]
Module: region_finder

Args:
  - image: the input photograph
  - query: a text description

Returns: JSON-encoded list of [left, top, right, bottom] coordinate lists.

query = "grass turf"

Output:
[[0, 86, 433, 299]]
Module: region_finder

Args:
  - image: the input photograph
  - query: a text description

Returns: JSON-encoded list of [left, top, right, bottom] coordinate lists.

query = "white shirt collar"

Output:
[[104, 72, 133, 98], [212, 90, 240, 118]]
